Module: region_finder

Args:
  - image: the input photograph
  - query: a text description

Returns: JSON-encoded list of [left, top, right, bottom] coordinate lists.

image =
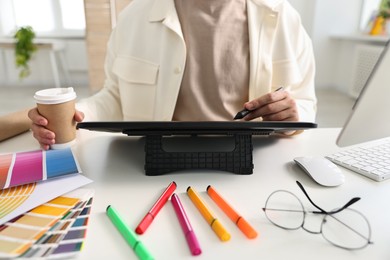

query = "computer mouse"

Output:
[[293, 156, 345, 187]]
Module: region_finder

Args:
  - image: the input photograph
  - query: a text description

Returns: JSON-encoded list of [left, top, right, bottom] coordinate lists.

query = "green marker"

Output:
[[106, 205, 154, 260]]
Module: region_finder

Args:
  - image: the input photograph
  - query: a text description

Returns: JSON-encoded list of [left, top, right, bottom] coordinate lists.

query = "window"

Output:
[[1, 0, 85, 37], [59, 0, 86, 31], [13, 0, 55, 32]]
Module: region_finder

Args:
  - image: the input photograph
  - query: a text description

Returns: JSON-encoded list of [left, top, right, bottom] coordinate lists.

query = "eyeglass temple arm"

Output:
[[296, 181, 360, 214], [295, 181, 361, 214], [296, 181, 327, 214], [328, 197, 361, 214]]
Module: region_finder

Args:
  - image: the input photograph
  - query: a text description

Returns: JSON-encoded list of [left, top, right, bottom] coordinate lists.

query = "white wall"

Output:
[[290, 0, 366, 92], [312, 0, 364, 91], [288, 0, 316, 35]]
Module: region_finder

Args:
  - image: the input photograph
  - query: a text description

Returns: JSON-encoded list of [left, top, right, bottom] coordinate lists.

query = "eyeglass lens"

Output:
[[322, 208, 371, 249], [264, 190, 304, 230]]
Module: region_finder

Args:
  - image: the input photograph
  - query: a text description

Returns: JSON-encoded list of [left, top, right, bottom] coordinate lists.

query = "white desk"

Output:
[[1, 128, 389, 260]]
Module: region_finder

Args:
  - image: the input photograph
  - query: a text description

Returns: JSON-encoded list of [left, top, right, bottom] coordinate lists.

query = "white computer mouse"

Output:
[[293, 156, 345, 187]]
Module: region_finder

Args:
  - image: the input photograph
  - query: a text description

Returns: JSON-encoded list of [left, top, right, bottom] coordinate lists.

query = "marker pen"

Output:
[[187, 186, 230, 242], [106, 205, 154, 260], [136, 181, 177, 234], [207, 185, 258, 239], [171, 193, 202, 256]]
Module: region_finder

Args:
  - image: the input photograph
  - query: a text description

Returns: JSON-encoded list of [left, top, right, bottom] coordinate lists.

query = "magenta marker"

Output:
[[171, 193, 202, 256]]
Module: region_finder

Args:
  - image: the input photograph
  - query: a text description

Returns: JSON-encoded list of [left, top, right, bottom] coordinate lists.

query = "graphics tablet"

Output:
[[76, 121, 317, 136]]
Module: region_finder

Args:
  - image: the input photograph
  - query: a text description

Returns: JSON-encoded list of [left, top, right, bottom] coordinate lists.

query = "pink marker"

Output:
[[171, 193, 202, 256]]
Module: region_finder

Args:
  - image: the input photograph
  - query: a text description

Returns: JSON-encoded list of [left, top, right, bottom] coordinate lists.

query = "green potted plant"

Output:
[[379, 0, 390, 35], [379, 0, 390, 18], [14, 26, 37, 79]]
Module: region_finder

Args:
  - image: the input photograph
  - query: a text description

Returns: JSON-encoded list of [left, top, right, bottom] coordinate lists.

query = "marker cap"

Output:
[[136, 214, 154, 234], [134, 242, 154, 260], [237, 218, 258, 239], [211, 220, 231, 241], [185, 231, 202, 255]]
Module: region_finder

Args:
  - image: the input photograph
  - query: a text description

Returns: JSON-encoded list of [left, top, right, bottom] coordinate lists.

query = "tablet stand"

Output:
[[144, 134, 253, 175]]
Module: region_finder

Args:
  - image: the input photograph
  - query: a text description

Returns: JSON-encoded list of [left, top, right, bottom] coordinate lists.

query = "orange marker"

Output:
[[206, 185, 258, 239]]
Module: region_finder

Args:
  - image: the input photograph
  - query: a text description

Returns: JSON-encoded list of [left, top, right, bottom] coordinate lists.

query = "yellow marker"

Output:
[[186, 186, 230, 242]]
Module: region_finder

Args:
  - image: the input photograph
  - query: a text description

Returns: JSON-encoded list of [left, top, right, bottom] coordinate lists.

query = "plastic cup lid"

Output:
[[34, 87, 77, 104]]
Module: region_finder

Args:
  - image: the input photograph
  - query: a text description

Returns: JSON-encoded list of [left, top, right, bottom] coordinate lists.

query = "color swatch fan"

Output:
[[0, 183, 36, 220], [0, 188, 94, 258]]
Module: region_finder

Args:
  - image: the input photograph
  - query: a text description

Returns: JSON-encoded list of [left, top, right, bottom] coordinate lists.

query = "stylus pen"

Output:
[[106, 205, 154, 260], [234, 86, 284, 120], [171, 193, 202, 256], [206, 185, 258, 239], [187, 186, 231, 242], [136, 181, 177, 234]]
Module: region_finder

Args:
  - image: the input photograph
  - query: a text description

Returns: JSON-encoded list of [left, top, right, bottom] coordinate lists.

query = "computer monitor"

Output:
[[337, 40, 390, 147]]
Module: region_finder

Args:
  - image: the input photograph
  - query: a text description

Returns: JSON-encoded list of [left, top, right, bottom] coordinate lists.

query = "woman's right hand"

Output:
[[28, 108, 85, 150]]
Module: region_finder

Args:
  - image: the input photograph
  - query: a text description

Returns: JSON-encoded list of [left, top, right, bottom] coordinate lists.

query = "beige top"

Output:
[[172, 0, 249, 121]]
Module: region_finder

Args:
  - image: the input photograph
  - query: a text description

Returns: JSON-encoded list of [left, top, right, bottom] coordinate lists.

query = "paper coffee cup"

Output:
[[34, 87, 77, 149]]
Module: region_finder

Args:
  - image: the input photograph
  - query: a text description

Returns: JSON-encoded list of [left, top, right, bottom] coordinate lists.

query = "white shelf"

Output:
[[331, 33, 389, 44]]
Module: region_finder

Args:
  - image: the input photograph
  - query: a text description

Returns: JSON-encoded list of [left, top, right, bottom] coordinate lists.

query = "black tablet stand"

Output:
[[77, 121, 317, 175], [144, 134, 254, 175]]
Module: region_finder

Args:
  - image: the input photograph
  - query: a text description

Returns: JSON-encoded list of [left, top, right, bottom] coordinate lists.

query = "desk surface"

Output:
[[1, 128, 389, 260]]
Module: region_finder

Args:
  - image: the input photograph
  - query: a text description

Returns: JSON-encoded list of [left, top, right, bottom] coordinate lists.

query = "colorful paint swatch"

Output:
[[10, 151, 43, 188], [45, 149, 80, 179], [18, 189, 94, 259], [49, 197, 93, 258], [0, 148, 81, 190], [0, 189, 94, 259], [0, 153, 13, 188], [0, 174, 92, 225], [0, 198, 73, 258], [0, 183, 36, 219]]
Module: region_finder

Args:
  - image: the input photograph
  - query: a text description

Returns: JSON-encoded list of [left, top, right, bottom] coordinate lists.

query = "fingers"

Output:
[[28, 108, 48, 126], [30, 123, 55, 150], [243, 91, 299, 121], [261, 106, 299, 121], [28, 108, 84, 150], [28, 108, 55, 150], [74, 110, 85, 122]]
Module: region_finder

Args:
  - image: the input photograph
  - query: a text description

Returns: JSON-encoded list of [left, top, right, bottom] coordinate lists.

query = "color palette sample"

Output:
[[0, 188, 94, 258], [0, 173, 92, 225], [0, 183, 36, 220], [0, 148, 81, 190]]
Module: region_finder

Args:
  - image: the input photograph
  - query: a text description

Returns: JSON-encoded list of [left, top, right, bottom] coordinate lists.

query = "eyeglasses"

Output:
[[262, 181, 373, 250]]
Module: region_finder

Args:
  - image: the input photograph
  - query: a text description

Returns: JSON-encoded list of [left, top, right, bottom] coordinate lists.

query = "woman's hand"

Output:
[[242, 90, 299, 122], [28, 108, 84, 150]]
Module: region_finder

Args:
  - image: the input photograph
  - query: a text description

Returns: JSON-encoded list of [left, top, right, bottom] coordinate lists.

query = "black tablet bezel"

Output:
[[77, 121, 317, 136]]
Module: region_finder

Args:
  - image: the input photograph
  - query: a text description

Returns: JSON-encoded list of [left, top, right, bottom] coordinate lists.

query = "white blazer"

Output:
[[79, 0, 317, 122]]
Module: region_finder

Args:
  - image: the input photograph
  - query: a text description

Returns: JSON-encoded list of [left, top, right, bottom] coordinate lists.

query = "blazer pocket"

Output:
[[112, 56, 159, 85], [112, 57, 159, 120], [272, 59, 302, 87]]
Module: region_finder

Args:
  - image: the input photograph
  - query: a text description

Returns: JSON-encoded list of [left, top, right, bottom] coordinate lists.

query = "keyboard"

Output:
[[326, 138, 390, 182]]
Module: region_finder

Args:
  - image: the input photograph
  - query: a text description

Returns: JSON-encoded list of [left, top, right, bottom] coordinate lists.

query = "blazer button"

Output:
[[174, 67, 182, 74]]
